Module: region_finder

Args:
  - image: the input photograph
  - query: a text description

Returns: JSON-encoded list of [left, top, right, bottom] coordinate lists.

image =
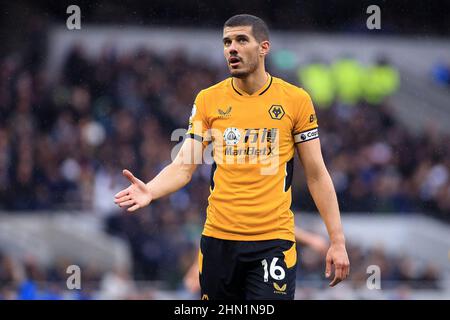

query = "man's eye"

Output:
[[239, 39, 247, 43]]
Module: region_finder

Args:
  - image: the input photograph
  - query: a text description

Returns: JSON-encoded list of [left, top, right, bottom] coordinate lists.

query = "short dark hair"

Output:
[[223, 14, 269, 42]]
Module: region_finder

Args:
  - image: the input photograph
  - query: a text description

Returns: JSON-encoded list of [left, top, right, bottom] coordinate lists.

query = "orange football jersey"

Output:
[[186, 74, 318, 241]]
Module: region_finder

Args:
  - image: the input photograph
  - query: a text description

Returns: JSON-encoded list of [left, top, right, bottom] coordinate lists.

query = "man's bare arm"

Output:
[[114, 138, 203, 212], [146, 137, 203, 199], [296, 138, 350, 286]]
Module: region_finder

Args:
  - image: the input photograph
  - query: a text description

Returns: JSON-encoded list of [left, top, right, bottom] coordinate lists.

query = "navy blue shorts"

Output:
[[199, 235, 297, 300]]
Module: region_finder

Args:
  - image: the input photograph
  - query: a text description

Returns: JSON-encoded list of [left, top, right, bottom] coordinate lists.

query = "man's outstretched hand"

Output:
[[325, 243, 350, 287], [114, 169, 152, 212]]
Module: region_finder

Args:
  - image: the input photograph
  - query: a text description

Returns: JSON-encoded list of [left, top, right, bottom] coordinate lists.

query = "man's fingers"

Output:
[[329, 264, 345, 287], [344, 263, 350, 278], [118, 200, 135, 207], [325, 258, 332, 278], [114, 188, 130, 199], [123, 169, 137, 184], [329, 275, 342, 287], [114, 194, 131, 204], [127, 204, 140, 212]]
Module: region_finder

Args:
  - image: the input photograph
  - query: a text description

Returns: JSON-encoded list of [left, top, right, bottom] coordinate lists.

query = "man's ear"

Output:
[[260, 40, 270, 57]]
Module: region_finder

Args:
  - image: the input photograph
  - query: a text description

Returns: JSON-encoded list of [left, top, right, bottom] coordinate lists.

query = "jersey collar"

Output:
[[231, 73, 273, 97]]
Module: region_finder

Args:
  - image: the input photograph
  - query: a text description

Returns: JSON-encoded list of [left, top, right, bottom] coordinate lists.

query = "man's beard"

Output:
[[230, 70, 248, 79], [230, 59, 258, 79]]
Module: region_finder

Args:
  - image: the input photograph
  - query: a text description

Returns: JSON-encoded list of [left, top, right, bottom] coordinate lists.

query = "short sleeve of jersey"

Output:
[[292, 89, 319, 144], [186, 90, 209, 142]]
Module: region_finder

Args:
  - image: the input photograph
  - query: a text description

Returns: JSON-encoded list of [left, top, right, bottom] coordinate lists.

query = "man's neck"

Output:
[[233, 67, 268, 95]]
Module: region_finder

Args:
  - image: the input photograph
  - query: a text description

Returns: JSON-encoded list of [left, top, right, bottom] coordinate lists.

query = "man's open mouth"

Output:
[[229, 57, 241, 67]]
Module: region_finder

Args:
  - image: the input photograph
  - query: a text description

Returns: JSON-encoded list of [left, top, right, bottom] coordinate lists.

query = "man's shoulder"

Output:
[[271, 76, 310, 100], [198, 78, 231, 97]]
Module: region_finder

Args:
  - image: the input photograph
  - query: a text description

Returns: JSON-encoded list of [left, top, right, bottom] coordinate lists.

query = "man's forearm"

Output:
[[306, 171, 345, 245], [145, 163, 193, 200]]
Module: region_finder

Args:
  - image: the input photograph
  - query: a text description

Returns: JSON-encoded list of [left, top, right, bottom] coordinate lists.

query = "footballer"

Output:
[[114, 14, 350, 300]]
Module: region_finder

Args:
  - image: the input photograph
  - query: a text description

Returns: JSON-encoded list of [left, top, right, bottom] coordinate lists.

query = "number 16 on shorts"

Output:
[[261, 257, 286, 282]]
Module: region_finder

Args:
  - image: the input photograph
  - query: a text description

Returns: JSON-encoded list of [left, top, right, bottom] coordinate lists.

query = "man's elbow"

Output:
[[305, 165, 330, 185], [174, 162, 196, 184]]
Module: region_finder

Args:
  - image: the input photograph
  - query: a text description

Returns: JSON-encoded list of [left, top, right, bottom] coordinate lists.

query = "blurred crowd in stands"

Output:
[[1, 43, 449, 218], [0, 238, 443, 300], [0, 27, 449, 298]]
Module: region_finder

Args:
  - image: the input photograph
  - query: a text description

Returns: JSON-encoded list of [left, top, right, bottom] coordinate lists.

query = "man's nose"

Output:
[[228, 41, 238, 55]]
